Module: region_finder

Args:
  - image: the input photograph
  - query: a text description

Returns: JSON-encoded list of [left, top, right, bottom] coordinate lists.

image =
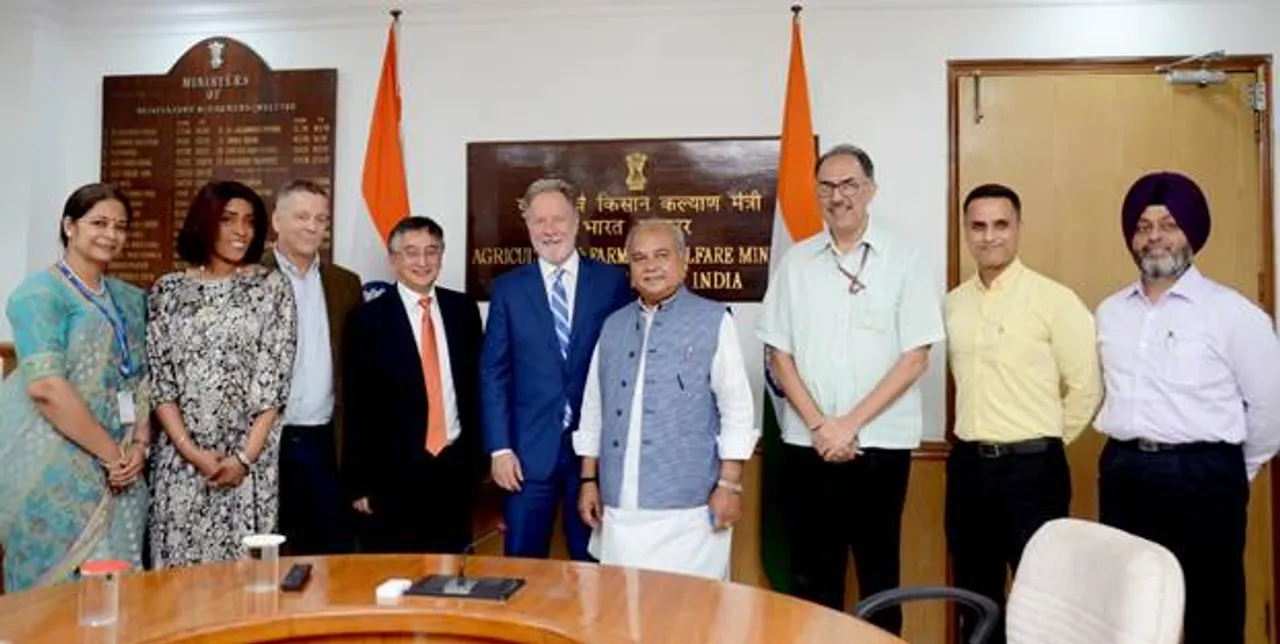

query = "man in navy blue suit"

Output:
[[481, 178, 632, 560]]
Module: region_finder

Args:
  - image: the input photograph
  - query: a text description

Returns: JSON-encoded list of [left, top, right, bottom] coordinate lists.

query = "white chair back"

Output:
[[1007, 517, 1184, 644]]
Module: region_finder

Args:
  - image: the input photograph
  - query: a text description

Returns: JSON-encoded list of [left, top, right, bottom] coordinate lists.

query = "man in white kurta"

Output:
[[574, 220, 757, 580]]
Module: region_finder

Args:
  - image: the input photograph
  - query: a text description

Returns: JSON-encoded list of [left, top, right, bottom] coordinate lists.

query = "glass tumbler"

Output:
[[78, 559, 129, 626], [241, 533, 287, 593]]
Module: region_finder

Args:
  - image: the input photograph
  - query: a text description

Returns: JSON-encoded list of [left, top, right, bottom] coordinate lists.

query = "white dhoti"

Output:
[[590, 505, 732, 581]]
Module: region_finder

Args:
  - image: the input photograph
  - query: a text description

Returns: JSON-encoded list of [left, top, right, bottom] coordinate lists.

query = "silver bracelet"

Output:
[[716, 479, 744, 494], [234, 450, 253, 468]]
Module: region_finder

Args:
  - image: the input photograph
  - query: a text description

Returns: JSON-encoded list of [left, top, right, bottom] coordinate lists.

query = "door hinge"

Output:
[[1247, 80, 1267, 111]]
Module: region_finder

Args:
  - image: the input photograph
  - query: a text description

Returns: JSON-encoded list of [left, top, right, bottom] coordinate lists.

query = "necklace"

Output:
[[194, 263, 245, 281]]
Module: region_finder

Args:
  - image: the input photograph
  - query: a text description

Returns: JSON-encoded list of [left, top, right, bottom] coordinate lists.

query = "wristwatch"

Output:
[[580, 476, 598, 484]]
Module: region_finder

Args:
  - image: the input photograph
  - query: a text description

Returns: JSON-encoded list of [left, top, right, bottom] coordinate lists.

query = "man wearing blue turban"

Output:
[[1094, 171, 1280, 643]]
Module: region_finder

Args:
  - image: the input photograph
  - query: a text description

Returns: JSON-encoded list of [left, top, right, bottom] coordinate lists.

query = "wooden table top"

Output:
[[0, 554, 905, 644]]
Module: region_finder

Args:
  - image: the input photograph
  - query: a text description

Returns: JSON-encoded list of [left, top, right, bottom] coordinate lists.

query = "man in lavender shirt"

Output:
[[1095, 171, 1280, 644]]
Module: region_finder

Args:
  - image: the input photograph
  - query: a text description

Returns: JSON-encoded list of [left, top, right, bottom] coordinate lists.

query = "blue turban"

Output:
[[1121, 171, 1211, 254]]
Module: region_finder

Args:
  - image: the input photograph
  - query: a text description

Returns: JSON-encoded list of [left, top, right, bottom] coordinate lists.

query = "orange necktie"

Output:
[[419, 297, 447, 456]]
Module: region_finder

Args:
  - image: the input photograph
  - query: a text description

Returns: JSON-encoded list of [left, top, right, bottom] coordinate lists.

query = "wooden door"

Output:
[[952, 59, 1274, 643]]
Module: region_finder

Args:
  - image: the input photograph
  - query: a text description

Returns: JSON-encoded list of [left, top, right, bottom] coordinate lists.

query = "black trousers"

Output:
[[783, 444, 912, 635], [945, 438, 1071, 644], [278, 424, 348, 555], [1099, 439, 1248, 644], [359, 443, 474, 555]]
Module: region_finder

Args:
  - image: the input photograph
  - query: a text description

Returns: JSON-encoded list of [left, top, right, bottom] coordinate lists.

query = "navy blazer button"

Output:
[[629, 351, 635, 358], [616, 409, 623, 416], [621, 380, 627, 388], [612, 440, 620, 447]]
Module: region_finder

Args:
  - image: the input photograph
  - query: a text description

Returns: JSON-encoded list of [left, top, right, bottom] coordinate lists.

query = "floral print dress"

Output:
[[146, 265, 296, 568]]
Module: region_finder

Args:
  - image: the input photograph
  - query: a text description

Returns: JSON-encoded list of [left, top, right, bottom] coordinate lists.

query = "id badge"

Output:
[[117, 390, 137, 425]]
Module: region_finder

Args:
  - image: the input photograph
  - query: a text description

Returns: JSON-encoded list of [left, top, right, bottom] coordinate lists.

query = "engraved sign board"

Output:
[[466, 137, 780, 302], [101, 37, 336, 287]]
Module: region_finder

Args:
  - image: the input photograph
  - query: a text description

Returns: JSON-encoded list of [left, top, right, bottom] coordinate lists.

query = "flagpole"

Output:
[[389, 9, 403, 100], [389, 8, 407, 211]]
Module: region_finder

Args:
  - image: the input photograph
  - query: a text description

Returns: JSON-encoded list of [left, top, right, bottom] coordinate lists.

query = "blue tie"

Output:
[[550, 268, 573, 428]]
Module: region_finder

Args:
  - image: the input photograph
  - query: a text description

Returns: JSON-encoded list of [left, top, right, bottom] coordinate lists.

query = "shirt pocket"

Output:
[[1160, 330, 1218, 387], [853, 305, 893, 334], [991, 317, 1050, 367]]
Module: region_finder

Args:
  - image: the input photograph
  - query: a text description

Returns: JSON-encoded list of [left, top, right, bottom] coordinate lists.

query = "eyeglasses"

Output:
[[396, 247, 443, 262], [817, 179, 867, 198]]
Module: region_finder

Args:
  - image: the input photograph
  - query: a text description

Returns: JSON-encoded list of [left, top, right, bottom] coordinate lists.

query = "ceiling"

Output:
[[6, 0, 1235, 30]]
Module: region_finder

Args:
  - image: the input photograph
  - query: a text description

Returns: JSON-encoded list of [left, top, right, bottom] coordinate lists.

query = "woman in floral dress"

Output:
[[147, 179, 296, 567]]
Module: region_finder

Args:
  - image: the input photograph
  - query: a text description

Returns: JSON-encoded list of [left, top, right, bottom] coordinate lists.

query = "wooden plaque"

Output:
[[466, 137, 780, 301], [100, 37, 337, 287]]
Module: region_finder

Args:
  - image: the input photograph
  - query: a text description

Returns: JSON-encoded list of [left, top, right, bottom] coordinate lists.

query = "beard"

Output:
[[1137, 244, 1193, 280]]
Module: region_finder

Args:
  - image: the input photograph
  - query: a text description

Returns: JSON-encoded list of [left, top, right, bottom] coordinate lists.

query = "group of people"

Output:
[[0, 142, 1275, 644], [756, 145, 1278, 644]]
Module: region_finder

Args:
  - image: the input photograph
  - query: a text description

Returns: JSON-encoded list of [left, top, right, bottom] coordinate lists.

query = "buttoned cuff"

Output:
[[717, 430, 760, 461]]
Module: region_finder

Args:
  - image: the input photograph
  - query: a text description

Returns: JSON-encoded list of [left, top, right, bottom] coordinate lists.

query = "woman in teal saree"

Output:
[[0, 183, 151, 592]]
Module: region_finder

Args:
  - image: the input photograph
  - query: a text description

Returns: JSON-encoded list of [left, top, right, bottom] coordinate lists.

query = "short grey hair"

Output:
[[273, 178, 329, 212], [521, 178, 577, 217], [625, 218, 687, 256], [816, 143, 875, 182]]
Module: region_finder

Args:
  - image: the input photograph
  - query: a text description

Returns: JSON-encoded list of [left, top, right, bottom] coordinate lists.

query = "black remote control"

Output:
[[280, 563, 313, 591]]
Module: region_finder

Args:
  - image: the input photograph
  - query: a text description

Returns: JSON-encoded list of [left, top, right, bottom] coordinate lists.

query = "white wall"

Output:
[[4, 0, 1278, 439], [0, 18, 36, 341]]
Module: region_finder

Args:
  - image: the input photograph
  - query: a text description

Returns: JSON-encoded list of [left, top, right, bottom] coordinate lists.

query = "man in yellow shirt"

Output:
[[945, 183, 1102, 644]]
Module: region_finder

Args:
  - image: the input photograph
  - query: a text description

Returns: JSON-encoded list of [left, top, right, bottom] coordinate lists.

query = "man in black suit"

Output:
[[343, 216, 484, 554]]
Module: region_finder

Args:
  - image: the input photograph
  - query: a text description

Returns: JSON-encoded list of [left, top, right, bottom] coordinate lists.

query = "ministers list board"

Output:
[[101, 37, 337, 287]]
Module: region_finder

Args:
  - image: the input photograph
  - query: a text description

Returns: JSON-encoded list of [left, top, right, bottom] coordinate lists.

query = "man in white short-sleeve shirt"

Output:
[[757, 143, 944, 636]]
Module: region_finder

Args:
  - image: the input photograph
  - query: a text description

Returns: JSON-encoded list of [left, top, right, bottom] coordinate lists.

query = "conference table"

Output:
[[0, 554, 905, 643]]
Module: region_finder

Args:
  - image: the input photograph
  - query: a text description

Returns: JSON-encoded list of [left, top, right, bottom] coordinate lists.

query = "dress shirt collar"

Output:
[[273, 247, 320, 278], [814, 216, 884, 257], [398, 281, 437, 311], [1123, 264, 1207, 303], [974, 258, 1025, 293], [539, 251, 581, 283]]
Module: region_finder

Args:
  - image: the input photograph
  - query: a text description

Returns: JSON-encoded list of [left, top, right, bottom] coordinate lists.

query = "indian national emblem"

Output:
[[208, 40, 226, 70], [625, 152, 648, 193]]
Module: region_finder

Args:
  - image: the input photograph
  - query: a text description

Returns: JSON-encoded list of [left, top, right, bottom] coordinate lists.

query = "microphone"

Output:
[[404, 523, 526, 601], [454, 524, 507, 588]]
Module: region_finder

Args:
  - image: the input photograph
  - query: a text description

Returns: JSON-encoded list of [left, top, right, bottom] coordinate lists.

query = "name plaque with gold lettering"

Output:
[[467, 137, 779, 301], [100, 37, 337, 287]]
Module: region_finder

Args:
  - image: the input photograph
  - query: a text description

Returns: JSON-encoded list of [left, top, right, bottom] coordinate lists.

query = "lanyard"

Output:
[[57, 261, 135, 378], [832, 244, 870, 295]]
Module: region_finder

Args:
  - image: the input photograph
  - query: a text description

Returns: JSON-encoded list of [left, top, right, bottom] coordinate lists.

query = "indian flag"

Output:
[[760, 5, 824, 592]]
